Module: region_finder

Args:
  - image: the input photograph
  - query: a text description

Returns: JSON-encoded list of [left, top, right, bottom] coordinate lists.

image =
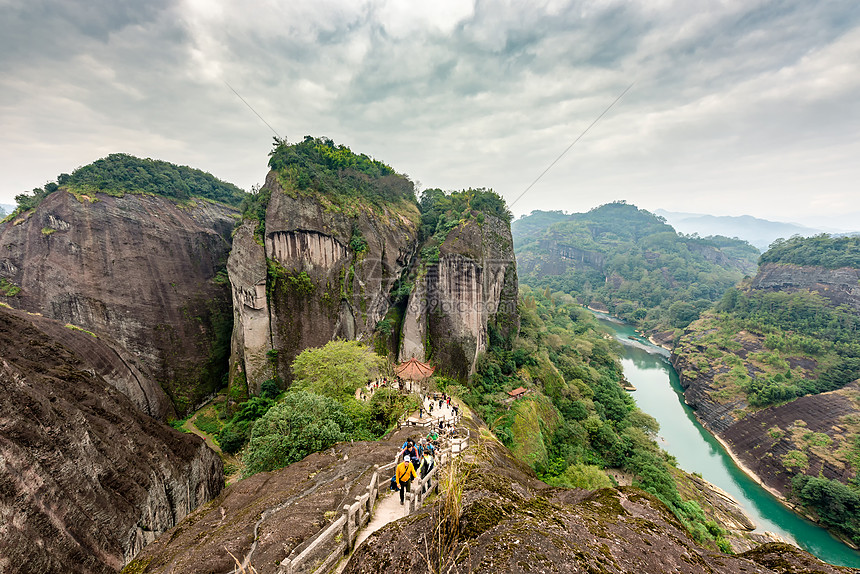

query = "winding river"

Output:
[[593, 312, 860, 568]]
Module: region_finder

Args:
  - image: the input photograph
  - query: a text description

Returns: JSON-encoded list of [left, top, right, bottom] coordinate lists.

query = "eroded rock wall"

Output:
[[0, 191, 237, 414], [0, 306, 223, 574], [0, 305, 174, 420], [401, 215, 518, 379], [752, 263, 860, 311], [230, 172, 419, 383], [227, 221, 272, 396]]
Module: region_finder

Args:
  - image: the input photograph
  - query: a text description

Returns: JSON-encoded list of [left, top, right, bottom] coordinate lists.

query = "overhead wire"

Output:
[[509, 82, 635, 209]]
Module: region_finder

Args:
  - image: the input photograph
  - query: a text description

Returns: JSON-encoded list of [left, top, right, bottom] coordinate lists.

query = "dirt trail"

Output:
[[181, 401, 241, 481]]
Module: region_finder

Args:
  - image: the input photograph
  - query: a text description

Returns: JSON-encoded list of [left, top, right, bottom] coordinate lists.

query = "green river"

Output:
[[593, 312, 860, 568]]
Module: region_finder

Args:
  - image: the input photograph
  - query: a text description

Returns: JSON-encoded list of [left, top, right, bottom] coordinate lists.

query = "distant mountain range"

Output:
[[654, 210, 830, 252], [0, 203, 14, 216]]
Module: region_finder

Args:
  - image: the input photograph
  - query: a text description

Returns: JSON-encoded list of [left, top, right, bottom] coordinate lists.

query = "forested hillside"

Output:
[[513, 202, 759, 336], [448, 285, 732, 548], [673, 234, 860, 544]]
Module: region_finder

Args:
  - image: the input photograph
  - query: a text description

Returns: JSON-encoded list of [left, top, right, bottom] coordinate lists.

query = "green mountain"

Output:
[[8, 153, 246, 218], [513, 202, 760, 336]]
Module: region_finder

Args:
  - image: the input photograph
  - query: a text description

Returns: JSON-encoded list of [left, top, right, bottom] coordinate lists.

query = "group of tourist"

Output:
[[393, 436, 436, 505]]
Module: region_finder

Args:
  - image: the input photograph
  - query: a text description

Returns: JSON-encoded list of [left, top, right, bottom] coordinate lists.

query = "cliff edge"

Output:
[[0, 306, 223, 574]]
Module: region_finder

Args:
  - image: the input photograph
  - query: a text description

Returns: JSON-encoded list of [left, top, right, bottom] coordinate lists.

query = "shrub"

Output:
[[243, 391, 353, 476]]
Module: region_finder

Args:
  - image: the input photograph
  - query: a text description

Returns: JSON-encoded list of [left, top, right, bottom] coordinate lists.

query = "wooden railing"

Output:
[[278, 431, 470, 574]]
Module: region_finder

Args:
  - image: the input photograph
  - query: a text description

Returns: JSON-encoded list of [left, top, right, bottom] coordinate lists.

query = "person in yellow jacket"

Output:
[[396, 454, 417, 505]]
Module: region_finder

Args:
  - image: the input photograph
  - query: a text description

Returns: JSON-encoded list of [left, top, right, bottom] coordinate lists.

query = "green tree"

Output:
[[243, 391, 353, 476], [291, 340, 385, 399]]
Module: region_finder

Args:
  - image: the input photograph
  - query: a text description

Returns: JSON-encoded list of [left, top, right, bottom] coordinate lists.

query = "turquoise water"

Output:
[[594, 313, 860, 568]]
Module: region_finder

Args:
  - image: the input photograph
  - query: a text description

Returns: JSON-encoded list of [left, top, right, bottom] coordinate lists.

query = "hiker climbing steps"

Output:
[[277, 429, 471, 574]]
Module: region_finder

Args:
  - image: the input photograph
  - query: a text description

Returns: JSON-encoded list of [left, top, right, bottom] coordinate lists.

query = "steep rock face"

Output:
[[0, 306, 223, 574], [752, 263, 860, 311], [672, 349, 748, 435], [227, 221, 272, 395], [230, 172, 419, 383], [400, 215, 518, 379], [0, 305, 173, 420], [517, 240, 606, 275], [721, 383, 860, 495], [0, 191, 237, 413]]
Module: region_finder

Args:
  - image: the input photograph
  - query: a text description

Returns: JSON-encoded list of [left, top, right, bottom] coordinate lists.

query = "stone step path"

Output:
[[354, 489, 404, 548], [331, 397, 459, 574]]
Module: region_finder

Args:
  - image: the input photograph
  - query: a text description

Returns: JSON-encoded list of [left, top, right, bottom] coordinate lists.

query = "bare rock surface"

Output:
[[127, 428, 414, 574], [722, 382, 860, 495], [0, 304, 173, 420], [0, 306, 223, 574], [401, 215, 519, 379], [0, 190, 237, 413], [227, 221, 272, 395]]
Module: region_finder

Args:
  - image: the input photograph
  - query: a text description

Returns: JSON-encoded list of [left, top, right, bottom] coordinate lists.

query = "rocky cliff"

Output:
[[752, 262, 860, 311], [400, 215, 518, 379], [228, 168, 420, 393], [229, 140, 519, 391], [0, 305, 223, 574], [0, 190, 238, 414], [0, 304, 174, 420]]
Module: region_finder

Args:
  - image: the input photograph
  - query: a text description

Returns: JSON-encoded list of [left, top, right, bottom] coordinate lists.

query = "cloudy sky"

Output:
[[2, 0, 859, 229]]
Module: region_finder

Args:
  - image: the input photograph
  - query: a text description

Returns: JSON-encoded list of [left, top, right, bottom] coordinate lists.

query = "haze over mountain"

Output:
[[2, 1, 860, 228], [655, 209, 830, 252]]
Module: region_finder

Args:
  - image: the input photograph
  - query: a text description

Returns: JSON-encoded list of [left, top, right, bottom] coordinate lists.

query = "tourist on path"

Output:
[[396, 455, 417, 505], [399, 439, 419, 470], [419, 451, 434, 493]]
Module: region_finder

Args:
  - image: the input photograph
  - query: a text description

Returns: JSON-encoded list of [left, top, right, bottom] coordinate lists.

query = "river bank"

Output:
[[709, 416, 860, 552], [592, 310, 860, 567]]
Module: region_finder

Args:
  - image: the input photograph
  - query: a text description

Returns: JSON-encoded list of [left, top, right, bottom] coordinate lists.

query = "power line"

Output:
[[509, 82, 634, 209], [223, 80, 284, 141]]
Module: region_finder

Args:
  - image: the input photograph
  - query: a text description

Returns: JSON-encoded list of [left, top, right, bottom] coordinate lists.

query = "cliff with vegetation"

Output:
[[227, 137, 421, 395], [398, 187, 518, 379], [0, 154, 242, 414], [228, 138, 519, 394], [513, 202, 759, 339], [672, 235, 860, 545], [0, 305, 223, 574]]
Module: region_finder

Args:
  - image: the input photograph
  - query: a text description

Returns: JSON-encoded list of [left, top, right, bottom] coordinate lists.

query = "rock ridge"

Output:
[[0, 306, 223, 574]]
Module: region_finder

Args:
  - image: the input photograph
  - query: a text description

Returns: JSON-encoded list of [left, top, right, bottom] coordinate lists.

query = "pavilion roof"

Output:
[[394, 357, 435, 381]]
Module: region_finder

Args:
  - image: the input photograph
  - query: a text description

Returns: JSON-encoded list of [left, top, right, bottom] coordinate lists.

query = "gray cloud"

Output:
[[1, 0, 859, 229]]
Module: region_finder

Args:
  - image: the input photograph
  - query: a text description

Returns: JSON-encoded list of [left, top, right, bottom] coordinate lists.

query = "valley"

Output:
[[596, 313, 860, 567], [1, 141, 859, 573]]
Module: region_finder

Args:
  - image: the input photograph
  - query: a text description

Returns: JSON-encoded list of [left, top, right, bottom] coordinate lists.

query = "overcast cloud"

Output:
[[1, 0, 858, 229]]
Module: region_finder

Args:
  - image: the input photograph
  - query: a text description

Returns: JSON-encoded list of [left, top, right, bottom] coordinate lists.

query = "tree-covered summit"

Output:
[[513, 202, 760, 333], [760, 234, 860, 269], [10, 153, 246, 215], [267, 136, 416, 206], [419, 187, 512, 241]]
